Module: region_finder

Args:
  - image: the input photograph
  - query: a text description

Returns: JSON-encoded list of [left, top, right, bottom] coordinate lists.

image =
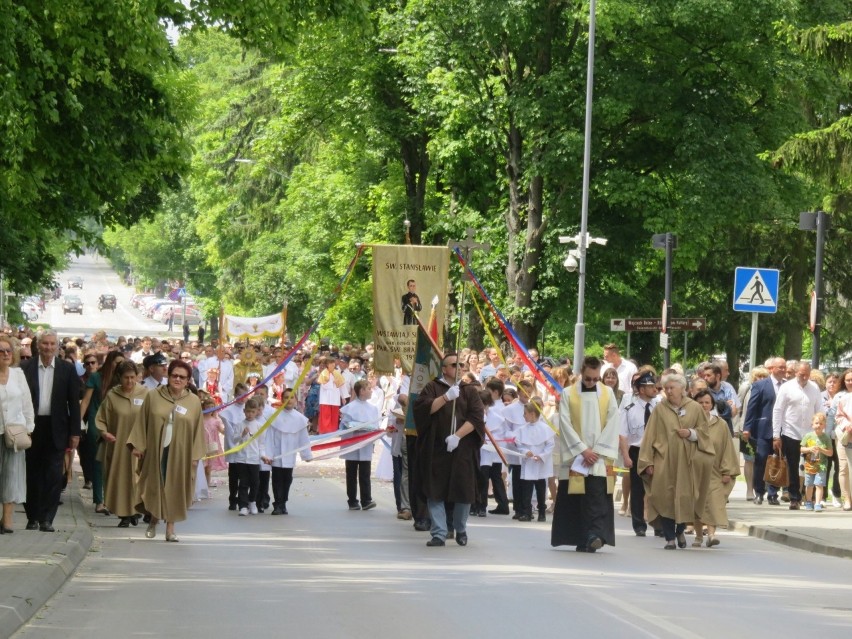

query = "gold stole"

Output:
[[567, 384, 616, 495]]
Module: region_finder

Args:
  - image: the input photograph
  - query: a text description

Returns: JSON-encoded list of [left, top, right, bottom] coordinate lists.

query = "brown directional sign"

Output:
[[613, 318, 706, 332]]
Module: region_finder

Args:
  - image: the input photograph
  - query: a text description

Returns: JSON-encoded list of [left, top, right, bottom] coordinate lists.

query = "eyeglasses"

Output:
[[445, 362, 459, 368], [582, 376, 600, 384], [84, 360, 97, 366], [170, 374, 188, 380]]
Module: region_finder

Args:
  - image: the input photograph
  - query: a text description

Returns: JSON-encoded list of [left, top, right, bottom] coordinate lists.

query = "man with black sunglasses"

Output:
[[413, 353, 485, 548]]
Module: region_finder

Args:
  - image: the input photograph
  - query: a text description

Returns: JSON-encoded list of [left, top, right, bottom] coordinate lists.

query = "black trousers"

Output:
[[510, 464, 522, 512], [346, 460, 372, 505], [271, 467, 294, 508], [628, 446, 647, 533], [237, 463, 260, 509], [257, 469, 271, 509], [477, 463, 509, 512], [407, 435, 428, 521], [25, 417, 65, 524], [518, 478, 546, 517], [228, 462, 242, 507], [781, 434, 802, 502], [661, 517, 686, 542]]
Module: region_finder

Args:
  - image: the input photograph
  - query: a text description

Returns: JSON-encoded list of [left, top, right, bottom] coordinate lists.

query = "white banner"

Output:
[[224, 313, 285, 339]]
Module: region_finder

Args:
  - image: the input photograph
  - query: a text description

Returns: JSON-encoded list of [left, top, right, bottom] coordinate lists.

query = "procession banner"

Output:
[[403, 323, 441, 436], [371, 244, 449, 373], [224, 312, 286, 339]]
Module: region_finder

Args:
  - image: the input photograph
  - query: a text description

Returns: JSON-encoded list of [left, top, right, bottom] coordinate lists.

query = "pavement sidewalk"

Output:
[[0, 479, 92, 639]]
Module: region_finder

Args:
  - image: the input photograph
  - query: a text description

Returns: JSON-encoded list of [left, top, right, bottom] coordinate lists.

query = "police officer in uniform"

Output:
[[619, 371, 659, 536]]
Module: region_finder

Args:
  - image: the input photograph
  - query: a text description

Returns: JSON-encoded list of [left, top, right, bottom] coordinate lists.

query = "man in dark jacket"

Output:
[[743, 357, 787, 505], [413, 353, 485, 548], [22, 331, 81, 532]]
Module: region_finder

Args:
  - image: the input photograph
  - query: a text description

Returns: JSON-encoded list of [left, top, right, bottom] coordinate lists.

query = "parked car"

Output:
[[63, 295, 83, 314], [67, 276, 83, 289], [163, 308, 204, 326], [20, 302, 39, 322], [130, 293, 156, 308], [98, 293, 117, 311]]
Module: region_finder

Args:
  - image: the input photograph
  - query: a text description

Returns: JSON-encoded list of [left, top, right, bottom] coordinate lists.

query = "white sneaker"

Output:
[[832, 497, 842, 508], [249, 503, 259, 515], [238, 507, 249, 516]]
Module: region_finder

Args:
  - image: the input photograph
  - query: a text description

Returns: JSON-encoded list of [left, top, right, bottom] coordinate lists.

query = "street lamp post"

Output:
[[560, 233, 607, 369], [799, 210, 830, 368], [652, 232, 678, 369], [568, 0, 598, 371]]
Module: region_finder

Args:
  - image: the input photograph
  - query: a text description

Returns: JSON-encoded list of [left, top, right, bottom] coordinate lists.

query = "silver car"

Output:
[[63, 295, 83, 314]]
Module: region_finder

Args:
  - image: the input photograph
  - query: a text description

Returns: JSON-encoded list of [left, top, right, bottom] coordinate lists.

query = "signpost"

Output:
[[732, 267, 780, 372], [610, 318, 706, 361]]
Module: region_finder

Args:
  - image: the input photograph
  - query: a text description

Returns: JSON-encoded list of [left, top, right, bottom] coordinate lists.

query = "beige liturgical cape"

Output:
[[638, 397, 714, 525], [127, 386, 206, 522], [556, 382, 620, 492], [95, 384, 149, 518], [703, 414, 740, 526]]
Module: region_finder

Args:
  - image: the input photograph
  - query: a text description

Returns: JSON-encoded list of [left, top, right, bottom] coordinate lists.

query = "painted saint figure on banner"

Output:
[[402, 279, 422, 325]]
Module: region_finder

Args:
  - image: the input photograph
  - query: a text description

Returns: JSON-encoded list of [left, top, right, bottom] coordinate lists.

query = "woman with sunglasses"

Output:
[[128, 359, 206, 542], [0, 335, 35, 533], [80, 351, 125, 516]]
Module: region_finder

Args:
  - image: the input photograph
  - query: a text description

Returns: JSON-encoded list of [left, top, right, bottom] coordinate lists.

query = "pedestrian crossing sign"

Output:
[[733, 267, 779, 313]]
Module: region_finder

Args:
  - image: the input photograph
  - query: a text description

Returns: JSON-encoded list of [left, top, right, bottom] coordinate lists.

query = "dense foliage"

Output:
[[69, 1, 851, 373]]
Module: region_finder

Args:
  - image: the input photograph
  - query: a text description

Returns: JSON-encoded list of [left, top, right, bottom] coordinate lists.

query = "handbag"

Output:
[[4, 423, 32, 452], [764, 453, 788, 488]]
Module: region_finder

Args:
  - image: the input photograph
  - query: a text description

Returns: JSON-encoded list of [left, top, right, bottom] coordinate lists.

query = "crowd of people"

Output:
[[0, 324, 850, 555]]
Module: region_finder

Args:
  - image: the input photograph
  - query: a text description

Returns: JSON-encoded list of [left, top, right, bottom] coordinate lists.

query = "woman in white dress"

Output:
[[0, 335, 36, 533]]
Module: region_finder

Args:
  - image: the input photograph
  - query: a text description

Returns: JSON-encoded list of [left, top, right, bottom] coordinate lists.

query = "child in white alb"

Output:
[[340, 380, 380, 511], [516, 399, 555, 522], [236, 397, 266, 516], [262, 388, 313, 515]]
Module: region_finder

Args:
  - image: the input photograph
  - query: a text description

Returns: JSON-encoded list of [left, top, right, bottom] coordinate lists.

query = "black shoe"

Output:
[[447, 530, 455, 540], [654, 529, 664, 537], [477, 510, 487, 518], [280, 506, 288, 515], [456, 532, 468, 546], [143, 513, 152, 523], [488, 508, 510, 515], [130, 515, 140, 526], [576, 546, 588, 553], [228, 504, 237, 511], [512, 513, 520, 520], [517, 514, 531, 522], [537, 512, 546, 522], [767, 496, 780, 506], [271, 508, 282, 515], [588, 536, 603, 551], [755, 494, 764, 505], [413, 520, 430, 532], [117, 518, 131, 528], [362, 501, 377, 511], [39, 522, 55, 533], [676, 532, 687, 548], [348, 504, 361, 511], [789, 500, 800, 511], [426, 536, 445, 547], [26, 520, 38, 530], [0, 526, 12, 534], [635, 530, 646, 537]]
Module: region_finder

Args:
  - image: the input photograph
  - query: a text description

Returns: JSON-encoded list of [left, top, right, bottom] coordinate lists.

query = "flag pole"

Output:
[[412, 314, 508, 467]]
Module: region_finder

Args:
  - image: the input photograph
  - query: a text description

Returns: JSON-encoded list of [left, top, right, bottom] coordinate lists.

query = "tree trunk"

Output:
[[724, 312, 741, 387], [400, 134, 430, 245]]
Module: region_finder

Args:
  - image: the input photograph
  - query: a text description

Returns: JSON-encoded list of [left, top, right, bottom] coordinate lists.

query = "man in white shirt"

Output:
[[772, 360, 821, 510], [141, 353, 168, 389], [602, 343, 638, 396], [130, 336, 154, 364]]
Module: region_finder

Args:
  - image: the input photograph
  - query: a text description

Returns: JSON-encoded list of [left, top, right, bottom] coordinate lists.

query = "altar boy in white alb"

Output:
[[339, 380, 380, 511], [262, 388, 312, 515]]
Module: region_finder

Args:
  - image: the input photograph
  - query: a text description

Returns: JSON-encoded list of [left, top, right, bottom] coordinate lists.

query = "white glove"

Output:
[[445, 434, 460, 452], [444, 384, 460, 401]]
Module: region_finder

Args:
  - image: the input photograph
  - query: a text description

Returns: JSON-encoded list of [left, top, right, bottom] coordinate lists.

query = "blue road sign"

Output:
[[733, 267, 779, 313]]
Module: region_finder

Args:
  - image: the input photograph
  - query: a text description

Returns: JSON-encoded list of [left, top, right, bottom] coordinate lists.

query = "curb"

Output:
[[728, 518, 852, 560], [0, 489, 94, 639]]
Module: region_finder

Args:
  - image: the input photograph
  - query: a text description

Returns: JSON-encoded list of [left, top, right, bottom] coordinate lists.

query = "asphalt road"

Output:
[[46, 254, 172, 338], [14, 464, 852, 639]]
